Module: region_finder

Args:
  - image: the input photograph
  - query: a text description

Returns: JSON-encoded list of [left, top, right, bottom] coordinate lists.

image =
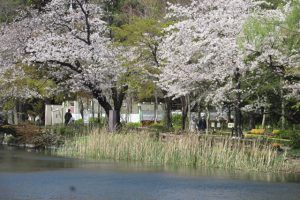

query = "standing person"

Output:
[[35, 115, 41, 126], [64, 109, 72, 125], [197, 113, 207, 133]]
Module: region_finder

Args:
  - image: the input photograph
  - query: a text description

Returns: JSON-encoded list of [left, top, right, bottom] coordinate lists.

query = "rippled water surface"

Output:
[[0, 146, 300, 200]]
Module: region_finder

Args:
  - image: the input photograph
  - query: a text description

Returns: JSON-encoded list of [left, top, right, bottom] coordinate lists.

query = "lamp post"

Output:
[[234, 67, 243, 137]]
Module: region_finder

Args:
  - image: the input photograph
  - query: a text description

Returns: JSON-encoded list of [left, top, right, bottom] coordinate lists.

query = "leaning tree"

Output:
[[25, 0, 131, 126]]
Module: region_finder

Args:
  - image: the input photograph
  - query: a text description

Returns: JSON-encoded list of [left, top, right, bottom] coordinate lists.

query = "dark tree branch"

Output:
[[75, 0, 91, 45], [47, 60, 83, 73]]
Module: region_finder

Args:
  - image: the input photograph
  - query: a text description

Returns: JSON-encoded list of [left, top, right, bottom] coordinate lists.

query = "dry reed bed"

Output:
[[55, 131, 294, 172]]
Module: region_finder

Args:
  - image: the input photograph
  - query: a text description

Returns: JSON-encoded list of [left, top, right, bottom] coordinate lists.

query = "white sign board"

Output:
[[228, 123, 234, 128], [211, 122, 215, 128]]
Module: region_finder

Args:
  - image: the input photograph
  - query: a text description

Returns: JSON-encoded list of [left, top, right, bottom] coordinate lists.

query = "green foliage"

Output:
[[112, 17, 171, 100], [272, 130, 300, 148], [172, 114, 182, 127], [2, 99, 15, 111], [149, 122, 166, 132], [89, 117, 99, 124], [75, 119, 84, 125], [283, 0, 300, 52], [287, 148, 300, 158], [240, 17, 278, 51], [0, 65, 58, 103], [171, 114, 183, 131], [259, 0, 286, 9], [0, 0, 26, 22], [289, 131, 300, 149], [125, 122, 142, 129], [148, 122, 176, 132], [113, 17, 164, 46], [88, 117, 106, 128], [238, 1, 300, 127], [241, 0, 300, 57], [102, 0, 167, 25], [58, 126, 74, 135]]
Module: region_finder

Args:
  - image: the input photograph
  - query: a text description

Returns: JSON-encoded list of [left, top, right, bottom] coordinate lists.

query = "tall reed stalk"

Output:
[[55, 130, 294, 172]]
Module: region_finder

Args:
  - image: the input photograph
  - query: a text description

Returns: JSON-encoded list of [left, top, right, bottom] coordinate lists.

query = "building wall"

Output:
[[45, 105, 64, 125], [45, 100, 166, 125]]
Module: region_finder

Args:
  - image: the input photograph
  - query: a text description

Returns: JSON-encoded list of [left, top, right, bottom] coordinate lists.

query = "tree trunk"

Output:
[[95, 95, 112, 123], [91, 84, 128, 130], [181, 96, 188, 131], [249, 111, 255, 130], [13, 102, 18, 125], [205, 105, 209, 134], [227, 104, 232, 123], [261, 107, 266, 129], [187, 95, 192, 131], [111, 85, 128, 128], [126, 94, 132, 123], [91, 98, 95, 121], [280, 84, 285, 130], [98, 103, 101, 123], [154, 89, 158, 123], [79, 98, 84, 119], [164, 96, 173, 129]]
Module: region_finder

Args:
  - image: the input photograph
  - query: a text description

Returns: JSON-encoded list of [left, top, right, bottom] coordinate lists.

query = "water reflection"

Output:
[[1, 146, 300, 200], [0, 145, 300, 183], [0, 146, 76, 172]]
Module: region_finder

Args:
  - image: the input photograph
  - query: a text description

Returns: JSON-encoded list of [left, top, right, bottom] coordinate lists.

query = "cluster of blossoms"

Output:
[[25, 0, 125, 93], [0, 0, 299, 111], [157, 0, 299, 105]]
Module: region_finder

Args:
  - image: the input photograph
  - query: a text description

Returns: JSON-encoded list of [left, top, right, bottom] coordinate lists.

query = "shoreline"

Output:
[[1, 131, 300, 174], [1, 141, 300, 174]]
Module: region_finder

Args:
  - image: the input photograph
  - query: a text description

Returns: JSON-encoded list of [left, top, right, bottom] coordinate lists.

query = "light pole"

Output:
[[234, 67, 243, 137]]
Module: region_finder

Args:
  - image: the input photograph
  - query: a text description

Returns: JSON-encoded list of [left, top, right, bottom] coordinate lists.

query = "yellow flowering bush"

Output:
[[250, 129, 265, 135], [272, 129, 281, 134]]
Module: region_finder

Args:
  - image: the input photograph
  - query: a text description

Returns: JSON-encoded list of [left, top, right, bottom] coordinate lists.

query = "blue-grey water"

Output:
[[0, 146, 300, 200]]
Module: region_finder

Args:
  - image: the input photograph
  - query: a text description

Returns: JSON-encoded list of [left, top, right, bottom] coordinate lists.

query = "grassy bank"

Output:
[[54, 130, 295, 173]]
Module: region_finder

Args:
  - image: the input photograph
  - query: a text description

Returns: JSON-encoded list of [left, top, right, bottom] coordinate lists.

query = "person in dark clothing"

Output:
[[64, 109, 72, 125], [197, 117, 207, 132]]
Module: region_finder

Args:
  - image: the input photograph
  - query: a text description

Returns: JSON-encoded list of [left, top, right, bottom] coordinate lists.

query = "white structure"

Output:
[[45, 99, 165, 125]]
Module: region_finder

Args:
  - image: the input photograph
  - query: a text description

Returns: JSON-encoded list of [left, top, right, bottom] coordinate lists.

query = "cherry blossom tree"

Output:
[[158, 0, 263, 100], [157, 0, 263, 133], [158, 0, 300, 130], [24, 0, 130, 125], [240, 0, 300, 128], [0, 8, 44, 124]]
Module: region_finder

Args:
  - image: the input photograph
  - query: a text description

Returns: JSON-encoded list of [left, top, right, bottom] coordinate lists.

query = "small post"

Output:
[[138, 103, 142, 123]]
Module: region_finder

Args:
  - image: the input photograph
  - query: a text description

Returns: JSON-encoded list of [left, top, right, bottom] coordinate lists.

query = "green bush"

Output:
[[172, 114, 182, 128], [125, 122, 142, 129], [89, 117, 98, 124], [149, 122, 163, 129], [277, 130, 297, 139], [272, 130, 300, 148], [149, 122, 172, 132], [75, 119, 84, 125], [58, 126, 74, 135], [290, 131, 300, 149], [89, 117, 106, 124]]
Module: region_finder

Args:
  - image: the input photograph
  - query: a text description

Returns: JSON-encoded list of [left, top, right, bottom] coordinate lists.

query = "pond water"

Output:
[[0, 146, 300, 200]]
